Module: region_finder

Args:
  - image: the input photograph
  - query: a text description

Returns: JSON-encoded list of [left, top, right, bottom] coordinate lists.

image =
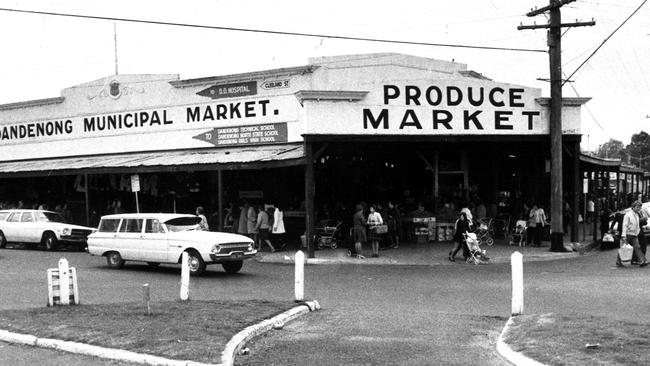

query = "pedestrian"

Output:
[[351, 204, 367, 259], [195, 206, 209, 231], [449, 212, 471, 262], [526, 203, 537, 245], [271, 204, 286, 250], [460, 202, 474, 229], [385, 201, 401, 248], [366, 204, 384, 257], [247, 203, 258, 249], [532, 204, 546, 247], [616, 201, 648, 267], [586, 197, 595, 224], [255, 204, 276, 252], [237, 201, 249, 236]]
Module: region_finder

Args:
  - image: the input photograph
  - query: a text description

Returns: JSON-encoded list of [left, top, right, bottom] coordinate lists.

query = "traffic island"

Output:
[[498, 313, 650, 365], [0, 299, 319, 366]]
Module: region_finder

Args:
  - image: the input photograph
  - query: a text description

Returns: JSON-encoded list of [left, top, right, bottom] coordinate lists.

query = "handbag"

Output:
[[618, 243, 633, 262], [373, 225, 388, 234]]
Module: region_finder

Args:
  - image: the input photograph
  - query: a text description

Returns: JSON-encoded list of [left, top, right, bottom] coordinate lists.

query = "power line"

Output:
[[0, 7, 547, 53], [563, 0, 648, 85]]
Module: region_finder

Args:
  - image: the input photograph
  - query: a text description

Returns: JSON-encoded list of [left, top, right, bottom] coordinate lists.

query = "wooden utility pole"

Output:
[[518, 0, 594, 251]]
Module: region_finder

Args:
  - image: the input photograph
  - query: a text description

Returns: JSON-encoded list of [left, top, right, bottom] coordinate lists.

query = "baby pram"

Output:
[[464, 232, 490, 265], [508, 220, 527, 247], [315, 220, 342, 249], [475, 218, 495, 246]]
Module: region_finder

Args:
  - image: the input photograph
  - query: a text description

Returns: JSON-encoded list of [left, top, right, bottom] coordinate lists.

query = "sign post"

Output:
[[511, 252, 524, 316], [131, 174, 140, 213]]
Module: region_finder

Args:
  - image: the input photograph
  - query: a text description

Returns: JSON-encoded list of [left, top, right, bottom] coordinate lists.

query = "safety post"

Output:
[[143, 283, 152, 316], [294, 250, 304, 302], [511, 252, 524, 316], [180, 252, 190, 301], [59, 258, 71, 305], [47, 258, 79, 306]]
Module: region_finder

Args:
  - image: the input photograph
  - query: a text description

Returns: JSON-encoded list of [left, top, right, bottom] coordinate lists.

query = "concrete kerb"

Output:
[[0, 300, 321, 366], [0, 328, 214, 366], [496, 317, 547, 366], [221, 300, 320, 366]]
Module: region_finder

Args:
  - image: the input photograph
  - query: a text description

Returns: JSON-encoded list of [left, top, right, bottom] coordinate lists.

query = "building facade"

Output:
[[0, 53, 590, 253]]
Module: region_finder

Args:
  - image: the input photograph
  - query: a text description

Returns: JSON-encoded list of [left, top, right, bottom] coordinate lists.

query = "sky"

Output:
[[0, 0, 648, 151]]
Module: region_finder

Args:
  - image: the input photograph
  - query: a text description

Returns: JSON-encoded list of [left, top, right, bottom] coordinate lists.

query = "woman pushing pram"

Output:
[[448, 212, 489, 264]]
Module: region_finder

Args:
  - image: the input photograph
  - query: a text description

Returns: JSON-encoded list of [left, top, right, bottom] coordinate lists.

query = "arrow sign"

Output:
[[193, 123, 288, 147], [196, 81, 257, 99]]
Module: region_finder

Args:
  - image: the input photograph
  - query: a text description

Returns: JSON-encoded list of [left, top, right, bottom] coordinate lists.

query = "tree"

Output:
[[625, 131, 650, 170], [596, 139, 625, 160]]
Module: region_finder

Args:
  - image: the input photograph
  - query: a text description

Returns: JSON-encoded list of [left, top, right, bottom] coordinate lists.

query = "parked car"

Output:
[[0, 209, 96, 250], [87, 213, 256, 275]]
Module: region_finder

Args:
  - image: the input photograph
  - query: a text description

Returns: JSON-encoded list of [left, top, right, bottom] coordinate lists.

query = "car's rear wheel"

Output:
[[222, 261, 243, 274], [186, 250, 206, 276], [42, 232, 57, 251], [106, 251, 124, 269], [0, 231, 6, 248]]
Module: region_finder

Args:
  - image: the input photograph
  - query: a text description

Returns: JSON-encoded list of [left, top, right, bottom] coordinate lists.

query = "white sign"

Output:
[[0, 95, 301, 161], [303, 80, 582, 136], [131, 174, 140, 192], [583, 178, 589, 194]]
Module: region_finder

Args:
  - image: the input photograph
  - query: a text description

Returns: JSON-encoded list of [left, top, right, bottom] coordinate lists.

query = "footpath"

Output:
[[255, 238, 593, 266]]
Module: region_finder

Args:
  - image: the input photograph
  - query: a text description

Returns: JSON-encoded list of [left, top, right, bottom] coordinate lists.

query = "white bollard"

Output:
[[294, 250, 304, 302], [58, 258, 70, 305], [511, 252, 524, 316], [180, 252, 189, 301]]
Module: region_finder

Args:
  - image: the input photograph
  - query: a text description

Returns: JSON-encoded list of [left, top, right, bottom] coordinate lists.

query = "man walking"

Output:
[[617, 201, 648, 267]]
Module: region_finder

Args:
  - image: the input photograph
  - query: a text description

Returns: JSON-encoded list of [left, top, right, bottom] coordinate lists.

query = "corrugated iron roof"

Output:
[[0, 143, 304, 176]]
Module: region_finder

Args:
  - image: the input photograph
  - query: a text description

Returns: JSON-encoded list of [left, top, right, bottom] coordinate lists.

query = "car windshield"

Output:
[[35, 212, 66, 223], [164, 217, 201, 232]]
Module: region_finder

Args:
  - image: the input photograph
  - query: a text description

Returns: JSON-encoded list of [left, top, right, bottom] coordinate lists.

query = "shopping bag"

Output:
[[373, 225, 388, 234], [618, 243, 633, 262]]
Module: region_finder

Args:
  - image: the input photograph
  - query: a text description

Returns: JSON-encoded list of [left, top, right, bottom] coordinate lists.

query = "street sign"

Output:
[[131, 174, 140, 192]]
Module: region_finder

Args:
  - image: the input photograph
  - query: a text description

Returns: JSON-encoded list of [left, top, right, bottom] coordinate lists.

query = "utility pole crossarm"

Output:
[[526, 0, 576, 17], [518, 20, 596, 30]]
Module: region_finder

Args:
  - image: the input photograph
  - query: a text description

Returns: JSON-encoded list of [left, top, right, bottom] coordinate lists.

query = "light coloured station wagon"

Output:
[[87, 213, 256, 275]]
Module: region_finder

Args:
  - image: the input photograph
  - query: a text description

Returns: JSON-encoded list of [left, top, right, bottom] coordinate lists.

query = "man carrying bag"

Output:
[[616, 201, 648, 268]]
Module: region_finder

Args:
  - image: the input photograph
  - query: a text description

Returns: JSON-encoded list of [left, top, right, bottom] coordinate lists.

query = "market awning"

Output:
[[0, 143, 305, 178]]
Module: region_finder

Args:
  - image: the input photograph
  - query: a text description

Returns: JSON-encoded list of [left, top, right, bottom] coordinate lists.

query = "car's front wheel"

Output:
[[186, 250, 206, 276], [106, 251, 124, 269], [0, 231, 6, 248], [42, 232, 57, 251], [222, 261, 243, 274]]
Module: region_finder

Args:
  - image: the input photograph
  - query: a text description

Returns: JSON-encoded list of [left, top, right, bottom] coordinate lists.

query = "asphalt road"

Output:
[[0, 245, 647, 365]]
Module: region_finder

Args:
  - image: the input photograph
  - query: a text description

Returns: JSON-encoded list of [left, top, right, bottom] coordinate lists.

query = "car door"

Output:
[[20, 212, 41, 243], [89, 218, 122, 255], [118, 218, 145, 261], [142, 218, 168, 262], [2, 212, 22, 242]]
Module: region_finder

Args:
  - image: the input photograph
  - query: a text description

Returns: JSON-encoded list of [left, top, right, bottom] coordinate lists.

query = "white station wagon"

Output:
[[0, 209, 96, 250], [87, 213, 256, 275]]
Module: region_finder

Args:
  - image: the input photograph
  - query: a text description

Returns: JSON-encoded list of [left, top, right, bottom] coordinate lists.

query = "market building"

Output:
[[0, 53, 596, 254]]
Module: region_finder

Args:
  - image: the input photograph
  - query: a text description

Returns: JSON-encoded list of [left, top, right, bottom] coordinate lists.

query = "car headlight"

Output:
[[211, 244, 221, 254], [62, 228, 70, 235], [248, 243, 254, 252]]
